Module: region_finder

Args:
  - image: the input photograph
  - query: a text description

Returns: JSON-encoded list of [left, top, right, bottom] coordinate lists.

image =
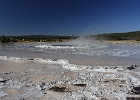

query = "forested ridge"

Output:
[[93, 31, 140, 41]]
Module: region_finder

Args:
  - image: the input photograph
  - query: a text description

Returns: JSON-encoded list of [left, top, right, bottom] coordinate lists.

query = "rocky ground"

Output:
[[0, 58, 140, 100]]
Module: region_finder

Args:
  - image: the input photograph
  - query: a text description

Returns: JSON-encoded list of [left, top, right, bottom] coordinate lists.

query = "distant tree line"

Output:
[[1, 30, 140, 43], [92, 31, 140, 41], [14, 35, 78, 42], [0, 34, 11, 43], [0, 35, 78, 43], [0, 34, 18, 44]]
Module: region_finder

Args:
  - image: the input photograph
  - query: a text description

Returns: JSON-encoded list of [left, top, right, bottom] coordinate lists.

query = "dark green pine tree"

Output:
[[1, 34, 6, 43]]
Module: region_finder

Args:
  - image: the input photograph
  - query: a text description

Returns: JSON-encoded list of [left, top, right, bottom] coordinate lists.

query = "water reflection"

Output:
[[0, 44, 7, 50], [0, 43, 14, 50]]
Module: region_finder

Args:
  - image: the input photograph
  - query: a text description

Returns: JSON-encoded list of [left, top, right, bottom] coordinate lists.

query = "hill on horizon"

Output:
[[92, 30, 140, 41]]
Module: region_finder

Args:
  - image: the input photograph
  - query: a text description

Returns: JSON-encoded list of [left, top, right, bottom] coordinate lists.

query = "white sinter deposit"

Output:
[[0, 56, 140, 100]]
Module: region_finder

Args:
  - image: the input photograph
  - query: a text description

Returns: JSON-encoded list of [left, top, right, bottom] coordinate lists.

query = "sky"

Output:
[[0, 0, 140, 36]]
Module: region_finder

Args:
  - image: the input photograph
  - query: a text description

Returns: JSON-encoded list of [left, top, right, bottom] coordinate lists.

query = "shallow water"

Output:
[[0, 41, 140, 66]]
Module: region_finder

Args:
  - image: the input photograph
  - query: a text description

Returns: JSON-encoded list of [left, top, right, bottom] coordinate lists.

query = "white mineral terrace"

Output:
[[0, 56, 140, 100]]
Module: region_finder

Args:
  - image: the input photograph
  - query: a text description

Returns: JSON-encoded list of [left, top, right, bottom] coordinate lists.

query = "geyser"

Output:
[[51, 36, 108, 49]]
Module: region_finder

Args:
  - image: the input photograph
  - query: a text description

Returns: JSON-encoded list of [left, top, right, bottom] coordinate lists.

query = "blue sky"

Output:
[[0, 0, 140, 36]]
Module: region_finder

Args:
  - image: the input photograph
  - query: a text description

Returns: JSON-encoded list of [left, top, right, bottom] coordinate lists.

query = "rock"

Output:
[[72, 83, 87, 87], [80, 97, 88, 100], [27, 58, 34, 61], [49, 86, 67, 92], [0, 77, 6, 83], [126, 97, 140, 100], [132, 86, 140, 94], [127, 66, 135, 70], [101, 98, 107, 100], [40, 82, 46, 90]]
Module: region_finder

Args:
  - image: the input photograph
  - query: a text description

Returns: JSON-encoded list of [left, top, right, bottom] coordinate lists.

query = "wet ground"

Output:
[[0, 41, 140, 100]]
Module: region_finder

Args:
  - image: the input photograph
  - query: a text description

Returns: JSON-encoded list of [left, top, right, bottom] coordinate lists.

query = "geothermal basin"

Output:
[[0, 39, 140, 100]]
